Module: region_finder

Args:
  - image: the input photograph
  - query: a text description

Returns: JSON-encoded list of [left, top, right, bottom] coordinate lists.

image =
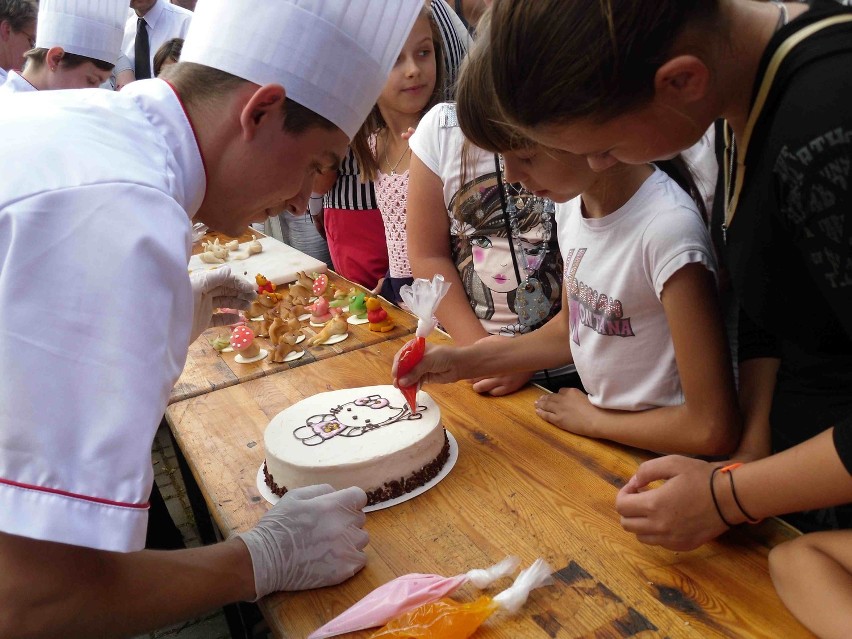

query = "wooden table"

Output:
[[165, 335, 811, 638], [172, 229, 418, 404]]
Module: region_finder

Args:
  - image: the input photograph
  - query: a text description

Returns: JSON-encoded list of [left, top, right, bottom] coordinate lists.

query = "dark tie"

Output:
[[135, 17, 151, 79]]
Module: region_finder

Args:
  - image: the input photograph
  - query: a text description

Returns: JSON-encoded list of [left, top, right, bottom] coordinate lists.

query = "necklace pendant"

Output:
[[515, 277, 552, 328]]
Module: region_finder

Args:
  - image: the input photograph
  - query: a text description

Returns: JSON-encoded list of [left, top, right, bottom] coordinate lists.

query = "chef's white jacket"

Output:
[[0, 79, 205, 552], [0, 70, 37, 94]]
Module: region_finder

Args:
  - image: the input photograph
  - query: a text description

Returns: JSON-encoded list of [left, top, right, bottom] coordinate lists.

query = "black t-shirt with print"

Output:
[[727, 0, 852, 472]]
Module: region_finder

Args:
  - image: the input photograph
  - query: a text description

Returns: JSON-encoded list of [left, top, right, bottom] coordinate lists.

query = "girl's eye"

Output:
[[418, 48, 432, 57], [470, 236, 492, 249]]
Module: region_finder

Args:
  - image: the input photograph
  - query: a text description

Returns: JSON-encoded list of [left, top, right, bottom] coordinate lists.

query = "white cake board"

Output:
[[347, 315, 369, 325], [312, 332, 348, 346], [256, 432, 458, 512], [295, 334, 306, 344], [188, 236, 327, 287], [235, 349, 268, 364], [282, 349, 305, 363], [298, 313, 312, 322], [310, 318, 331, 327]]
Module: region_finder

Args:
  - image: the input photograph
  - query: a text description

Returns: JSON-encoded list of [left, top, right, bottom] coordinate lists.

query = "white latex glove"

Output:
[[237, 484, 369, 599], [189, 265, 256, 343]]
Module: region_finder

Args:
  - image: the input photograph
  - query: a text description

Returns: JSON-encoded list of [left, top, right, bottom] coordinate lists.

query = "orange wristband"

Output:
[[720, 463, 762, 524]]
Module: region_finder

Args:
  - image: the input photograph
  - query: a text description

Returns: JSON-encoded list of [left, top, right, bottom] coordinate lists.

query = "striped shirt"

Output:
[[431, 0, 472, 100], [324, 147, 378, 210]]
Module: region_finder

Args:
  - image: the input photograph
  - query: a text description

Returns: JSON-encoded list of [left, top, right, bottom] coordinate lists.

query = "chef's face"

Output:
[[46, 60, 112, 89], [205, 124, 346, 236]]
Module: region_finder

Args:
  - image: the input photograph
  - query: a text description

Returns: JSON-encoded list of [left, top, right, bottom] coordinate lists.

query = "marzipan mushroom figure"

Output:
[[230, 325, 261, 359]]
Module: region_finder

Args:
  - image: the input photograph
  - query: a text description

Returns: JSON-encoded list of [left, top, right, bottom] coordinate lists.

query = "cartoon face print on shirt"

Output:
[[448, 172, 563, 331], [293, 394, 424, 446]]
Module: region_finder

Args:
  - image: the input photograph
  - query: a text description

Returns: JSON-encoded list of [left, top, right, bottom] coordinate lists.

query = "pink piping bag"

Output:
[[395, 275, 451, 413], [307, 556, 519, 639]]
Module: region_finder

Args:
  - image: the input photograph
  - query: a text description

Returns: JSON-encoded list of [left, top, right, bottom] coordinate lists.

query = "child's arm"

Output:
[[407, 154, 490, 346], [731, 357, 779, 461], [394, 288, 574, 386], [535, 263, 740, 456], [769, 530, 852, 639], [616, 426, 852, 550]]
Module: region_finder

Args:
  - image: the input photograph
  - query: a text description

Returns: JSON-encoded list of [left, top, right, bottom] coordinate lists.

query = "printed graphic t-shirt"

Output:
[[409, 102, 562, 336], [557, 167, 716, 411]]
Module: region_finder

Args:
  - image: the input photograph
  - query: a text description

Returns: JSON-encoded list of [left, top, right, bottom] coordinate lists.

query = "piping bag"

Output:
[[307, 556, 520, 639], [396, 275, 451, 413], [369, 559, 554, 638]]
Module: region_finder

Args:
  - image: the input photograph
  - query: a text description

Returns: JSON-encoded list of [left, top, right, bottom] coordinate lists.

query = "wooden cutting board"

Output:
[[187, 236, 327, 286]]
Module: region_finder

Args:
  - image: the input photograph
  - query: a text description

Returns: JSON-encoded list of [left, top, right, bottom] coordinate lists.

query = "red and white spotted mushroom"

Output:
[[230, 325, 260, 358], [312, 273, 328, 297]]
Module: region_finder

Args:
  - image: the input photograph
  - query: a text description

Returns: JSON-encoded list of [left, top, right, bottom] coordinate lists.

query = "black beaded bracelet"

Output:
[[709, 466, 735, 528], [722, 464, 762, 524]]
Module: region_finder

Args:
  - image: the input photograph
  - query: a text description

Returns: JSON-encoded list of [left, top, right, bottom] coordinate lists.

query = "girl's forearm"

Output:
[[582, 402, 738, 456], [718, 428, 852, 524], [460, 308, 573, 378]]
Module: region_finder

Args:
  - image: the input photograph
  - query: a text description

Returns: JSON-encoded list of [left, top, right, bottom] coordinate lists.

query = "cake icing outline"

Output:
[[262, 385, 449, 506]]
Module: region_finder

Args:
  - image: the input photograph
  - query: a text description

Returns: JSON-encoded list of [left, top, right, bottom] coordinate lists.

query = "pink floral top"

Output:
[[371, 134, 412, 279]]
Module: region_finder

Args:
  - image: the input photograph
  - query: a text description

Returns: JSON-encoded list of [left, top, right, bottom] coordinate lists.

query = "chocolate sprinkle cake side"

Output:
[[263, 430, 451, 505]]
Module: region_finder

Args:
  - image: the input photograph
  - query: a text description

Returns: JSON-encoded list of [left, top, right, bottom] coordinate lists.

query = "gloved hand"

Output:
[[237, 484, 369, 599], [189, 265, 256, 343]]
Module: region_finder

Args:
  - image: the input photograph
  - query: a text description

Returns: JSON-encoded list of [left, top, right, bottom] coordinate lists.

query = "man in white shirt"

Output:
[[121, 0, 191, 79], [0, 1, 421, 636]]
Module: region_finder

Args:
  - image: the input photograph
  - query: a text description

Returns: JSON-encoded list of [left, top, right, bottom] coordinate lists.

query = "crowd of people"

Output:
[[0, 0, 850, 637]]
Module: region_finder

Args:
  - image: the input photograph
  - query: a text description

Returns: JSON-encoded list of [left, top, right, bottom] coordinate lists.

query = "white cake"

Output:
[[263, 385, 449, 505]]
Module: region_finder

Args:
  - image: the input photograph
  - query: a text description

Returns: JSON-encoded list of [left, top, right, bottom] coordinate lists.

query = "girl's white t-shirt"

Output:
[[557, 167, 717, 410]]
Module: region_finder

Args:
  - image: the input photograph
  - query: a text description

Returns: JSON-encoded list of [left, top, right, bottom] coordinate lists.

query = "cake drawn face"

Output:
[[293, 394, 423, 445]]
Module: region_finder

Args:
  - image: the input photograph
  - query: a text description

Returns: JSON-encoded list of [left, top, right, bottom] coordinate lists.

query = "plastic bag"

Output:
[[307, 557, 519, 639], [396, 275, 451, 412], [369, 559, 554, 638]]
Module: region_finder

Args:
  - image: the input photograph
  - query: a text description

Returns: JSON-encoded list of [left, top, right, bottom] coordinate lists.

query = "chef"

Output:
[[0, 0, 125, 94], [0, 1, 421, 637]]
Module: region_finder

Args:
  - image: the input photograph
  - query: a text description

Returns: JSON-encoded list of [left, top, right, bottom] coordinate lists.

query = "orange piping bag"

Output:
[[307, 557, 518, 639]]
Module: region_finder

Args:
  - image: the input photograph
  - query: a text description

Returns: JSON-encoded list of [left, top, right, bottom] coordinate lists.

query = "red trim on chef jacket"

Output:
[[0, 476, 150, 510], [163, 79, 209, 196]]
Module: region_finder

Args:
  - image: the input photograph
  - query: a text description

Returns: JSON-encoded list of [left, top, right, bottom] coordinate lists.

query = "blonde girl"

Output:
[[350, 7, 444, 304]]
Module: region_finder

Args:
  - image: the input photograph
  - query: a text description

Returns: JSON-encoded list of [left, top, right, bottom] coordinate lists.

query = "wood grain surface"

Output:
[[165, 335, 811, 639]]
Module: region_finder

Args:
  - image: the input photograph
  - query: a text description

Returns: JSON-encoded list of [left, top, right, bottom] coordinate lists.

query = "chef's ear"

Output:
[[239, 83, 286, 141], [47, 47, 66, 72]]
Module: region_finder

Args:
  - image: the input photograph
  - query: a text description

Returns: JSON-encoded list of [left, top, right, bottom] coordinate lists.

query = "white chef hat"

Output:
[[180, 0, 423, 140], [34, 0, 126, 65]]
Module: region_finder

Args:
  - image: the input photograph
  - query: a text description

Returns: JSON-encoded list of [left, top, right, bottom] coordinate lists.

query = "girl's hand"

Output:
[[470, 371, 533, 397], [400, 126, 416, 141], [392, 344, 463, 388], [534, 388, 597, 436], [615, 456, 730, 551]]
